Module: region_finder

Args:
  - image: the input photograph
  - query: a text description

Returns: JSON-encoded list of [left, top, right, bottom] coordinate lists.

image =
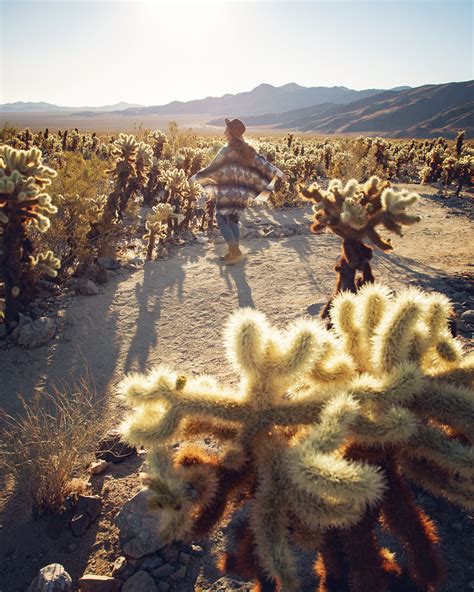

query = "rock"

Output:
[[115, 489, 163, 559], [76, 279, 99, 296], [160, 544, 180, 564], [196, 236, 208, 244], [66, 542, 78, 553], [0, 324, 7, 340], [90, 460, 111, 475], [71, 513, 91, 536], [122, 571, 157, 592], [27, 563, 72, 592], [71, 495, 102, 536], [97, 256, 120, 270], [151, 563, 174, 579], [37, 279, 61, 295], [170, 565, 187, 581], [128, 257, 144, 266], [78, 495, 102, 521], [190, 544, 204, 557], [96, 430, 137, 464], [18, 317, 56, 348], [179, 552, 190, 565], [95, 267, 115, 284], [78, 575, 121, 592], [461, 310, 474, 323], [156, 583, 170, 592], [140, 555, 164, 570]]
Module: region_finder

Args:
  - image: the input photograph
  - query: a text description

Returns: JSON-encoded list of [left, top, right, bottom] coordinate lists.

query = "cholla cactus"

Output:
[[300, 176, 421, 318], [312, 285, 474, 591], [143, 203, 175, 261], [102, 134, 153, 223], [119, 309, 386, 591], [119, 286, 473, 591], [0, 145, 59, 327], [143, 131, 168, 206]]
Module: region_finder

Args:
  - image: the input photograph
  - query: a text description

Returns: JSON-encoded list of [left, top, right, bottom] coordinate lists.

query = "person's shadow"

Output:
[[219, 258, 255, 308]]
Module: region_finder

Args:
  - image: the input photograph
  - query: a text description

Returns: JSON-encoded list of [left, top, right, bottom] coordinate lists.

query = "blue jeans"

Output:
[[216, 213, 240, 247]]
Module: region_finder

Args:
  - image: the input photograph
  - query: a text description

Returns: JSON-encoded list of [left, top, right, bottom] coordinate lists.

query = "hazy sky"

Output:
[[1, 0, 472, 106]]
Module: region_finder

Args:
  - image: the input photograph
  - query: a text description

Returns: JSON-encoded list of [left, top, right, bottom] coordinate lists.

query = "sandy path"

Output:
[[1, 185, 472, 418]]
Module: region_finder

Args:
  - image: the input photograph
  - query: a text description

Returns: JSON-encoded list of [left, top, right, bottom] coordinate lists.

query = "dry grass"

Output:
[[0, 374, 111, 517]]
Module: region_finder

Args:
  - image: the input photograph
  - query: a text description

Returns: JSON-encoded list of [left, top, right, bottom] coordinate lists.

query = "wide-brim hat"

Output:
[[225, 118, 246, 138]]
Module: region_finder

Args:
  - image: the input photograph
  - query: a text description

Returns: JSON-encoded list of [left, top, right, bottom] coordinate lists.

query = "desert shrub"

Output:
[[0, 377, 110, 517], [41, 152, 109, 273]]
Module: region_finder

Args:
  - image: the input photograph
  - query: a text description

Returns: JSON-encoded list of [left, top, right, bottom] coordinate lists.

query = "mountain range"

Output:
[[231, 81, 473, 138], [1, 81, 472, 137], [0, 101, 143, 113]]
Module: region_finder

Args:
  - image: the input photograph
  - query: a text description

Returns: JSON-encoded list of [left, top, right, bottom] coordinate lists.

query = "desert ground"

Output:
[[0, 184, 473, 592]]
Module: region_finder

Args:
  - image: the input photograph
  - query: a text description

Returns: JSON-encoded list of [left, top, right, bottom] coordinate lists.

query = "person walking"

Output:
[[190, 118, 286, 264]]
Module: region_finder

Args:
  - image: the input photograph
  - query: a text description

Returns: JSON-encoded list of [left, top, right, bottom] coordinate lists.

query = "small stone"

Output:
[[452, 522, 463, 531], [123, 571, 157, 592], [78, 575, 120, 592], [461, 310, 474, 323], [95, 267, 114, 284], [128, 257, 144, 266], [76, 279, 99, 296], [0, 324, 6, 340], [156, 583, 170, 592], [27, 563, 72, 591], [170, 565, 187, 581], [468, 581, 474, 589], [97, 256, 120, 270], [151, 563, 174, 579], [160, 545, 180, 564], [76, 495, 102, 521], [179, 552, 190, 565], [71, 513, 91, 537], [96, 430, 137, 464], [18, 317, 56, 348], [190, 544, 204, 557], [111, 557, 127, 577], [115, 489, 163, 559], [140, 555, 164, 570], [89, 460, 111, 475], [66, 542, 78, 553]]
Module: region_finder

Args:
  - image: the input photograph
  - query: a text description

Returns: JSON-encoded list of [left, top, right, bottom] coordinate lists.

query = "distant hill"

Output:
[[0, 101, 143, 113], [233, 81, 473, 138], [76, 83, 389, 118]]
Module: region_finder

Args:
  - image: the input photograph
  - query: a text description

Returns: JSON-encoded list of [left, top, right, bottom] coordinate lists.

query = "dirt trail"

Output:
[[1, 185, 473, 417]]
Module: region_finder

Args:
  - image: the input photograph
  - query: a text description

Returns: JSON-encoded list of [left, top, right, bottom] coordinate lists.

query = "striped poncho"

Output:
[[192, 145, 284, 215]]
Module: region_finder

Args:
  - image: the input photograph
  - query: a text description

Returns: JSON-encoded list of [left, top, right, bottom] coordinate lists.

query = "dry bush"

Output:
[[0, 376, 110, 517]]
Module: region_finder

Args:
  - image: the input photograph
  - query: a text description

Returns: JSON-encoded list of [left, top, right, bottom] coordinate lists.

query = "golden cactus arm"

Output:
[[425, 355, 474, 385], [433, 337, 463, 365], [409, 382, 474, 439], [404, 425, 474, 477], [371, 296, 422, 373], [349, 364, 424, 406], [350, 406, 418, 445], [330, 296, 366, 370], [296, 393, 359, 453], [400, 455, 474, 511], [357, 284, 391, 342]]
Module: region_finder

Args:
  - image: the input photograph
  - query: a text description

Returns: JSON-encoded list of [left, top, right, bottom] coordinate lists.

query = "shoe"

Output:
[[224, 246, 242, 265]]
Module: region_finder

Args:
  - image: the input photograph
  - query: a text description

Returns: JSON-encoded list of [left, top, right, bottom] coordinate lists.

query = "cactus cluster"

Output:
[[143, 203, 175, 261], [300, 176, 421, 317], [0, 145, 60, 326], [102, 134, 153, 223], [119, 285, 473, 591]]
